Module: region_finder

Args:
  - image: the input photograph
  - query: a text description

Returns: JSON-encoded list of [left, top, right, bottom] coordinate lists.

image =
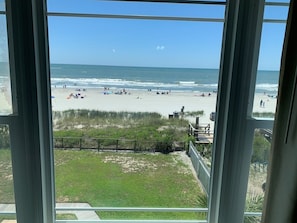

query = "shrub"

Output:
[[244, 195, 264, 223], [252, 131, 270, 164], [155, 135, 174, 154], [184, 110, 204, 117]]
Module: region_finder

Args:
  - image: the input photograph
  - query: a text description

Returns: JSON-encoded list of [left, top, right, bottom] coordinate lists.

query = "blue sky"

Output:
[[1, 0, 290, 70]]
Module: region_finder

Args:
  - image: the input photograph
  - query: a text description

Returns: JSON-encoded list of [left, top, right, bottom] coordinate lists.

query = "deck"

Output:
[[188, 123, 213, 145]]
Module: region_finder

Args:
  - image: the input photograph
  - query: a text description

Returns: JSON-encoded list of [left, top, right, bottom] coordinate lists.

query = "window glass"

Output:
[[47, 0, 225, 19], [264, 5, 289, 21], [244, 128, 272, 222], [265, 0, 290, 3], [48, 1, 223, 220], [0, 15, 12, 115], [0, 125, 16, 222], [0, 0, 5, 11], [253, 22, 287, 118]]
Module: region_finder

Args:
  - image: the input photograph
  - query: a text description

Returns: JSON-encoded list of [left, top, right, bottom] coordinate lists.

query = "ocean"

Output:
[[50, 64, 279, 94], [0, 62, 279, 94]]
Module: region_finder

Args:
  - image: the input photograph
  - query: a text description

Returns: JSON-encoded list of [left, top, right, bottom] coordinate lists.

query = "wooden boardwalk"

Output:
[[188, 123, 213, 145], [195, 132, 213, 144]]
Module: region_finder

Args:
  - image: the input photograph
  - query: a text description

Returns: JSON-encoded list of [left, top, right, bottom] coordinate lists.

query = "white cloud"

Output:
[[156, 45, 165, 51]]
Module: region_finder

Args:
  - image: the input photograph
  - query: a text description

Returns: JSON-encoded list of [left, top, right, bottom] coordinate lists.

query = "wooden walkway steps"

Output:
[[188, 123, 213, 145]]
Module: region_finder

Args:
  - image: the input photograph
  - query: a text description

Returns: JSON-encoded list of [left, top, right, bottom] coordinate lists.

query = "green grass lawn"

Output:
[[0, 149, 206, 220], [54, 150, 206, 220], [0, 149, 15, 203]]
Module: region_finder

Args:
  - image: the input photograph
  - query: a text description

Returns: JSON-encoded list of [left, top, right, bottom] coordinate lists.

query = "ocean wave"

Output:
[[256, 83, 278, 92], [0, 76, 10, 88], [178, 81, 197, 86], [50, 77, 278, 93], [51, 77, 194, 89]]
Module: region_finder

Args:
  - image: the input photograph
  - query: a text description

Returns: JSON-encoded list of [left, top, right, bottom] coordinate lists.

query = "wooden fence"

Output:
[[53, 137, 186, 153]]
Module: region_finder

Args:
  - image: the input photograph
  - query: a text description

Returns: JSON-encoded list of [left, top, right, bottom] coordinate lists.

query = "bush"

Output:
[[244, 195, 264, 223], [155, 137, 173, 154], [184, 110, 204, 117], [252, 131, 270, 164]]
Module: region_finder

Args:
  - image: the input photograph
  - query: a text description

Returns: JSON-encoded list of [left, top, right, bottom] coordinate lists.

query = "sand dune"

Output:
[[50, 88, 277, 131]]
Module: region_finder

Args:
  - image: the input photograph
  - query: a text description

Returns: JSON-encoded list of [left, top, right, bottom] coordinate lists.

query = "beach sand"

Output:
[[50, 87, 277, 131], [0, 88, 12, 115], [0, 86, 277, 129]]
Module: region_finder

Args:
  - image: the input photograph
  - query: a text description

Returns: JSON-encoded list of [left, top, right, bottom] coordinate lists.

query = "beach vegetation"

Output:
[[252, 112, 275, 118], [244, 194, 264, 223], [53, 110, 190, 153], [252, 130, 270, 164], [184, 110, 204, 117]]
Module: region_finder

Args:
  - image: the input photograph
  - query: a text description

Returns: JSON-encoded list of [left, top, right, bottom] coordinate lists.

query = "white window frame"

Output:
[[0, 0, 289, 223]]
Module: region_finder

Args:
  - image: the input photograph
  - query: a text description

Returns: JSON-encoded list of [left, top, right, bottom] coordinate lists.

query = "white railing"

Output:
[[56, 221, 207, 223], [188, 141, 210, 195]]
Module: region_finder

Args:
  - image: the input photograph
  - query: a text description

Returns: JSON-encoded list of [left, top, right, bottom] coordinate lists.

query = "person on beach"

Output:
[[181, 106, 184, 113]]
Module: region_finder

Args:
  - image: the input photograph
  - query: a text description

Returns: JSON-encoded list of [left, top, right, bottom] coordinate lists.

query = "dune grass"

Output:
[[252, 112, 275, 118], [53, 110, 192, 154], [53, 110, 189, 140]]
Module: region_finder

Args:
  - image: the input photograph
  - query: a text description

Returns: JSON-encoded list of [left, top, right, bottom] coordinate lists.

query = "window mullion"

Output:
[[32, 0, 56, 222], [5, 0, 54, 223], [247, 119, 274, 130], [208, 0, 265, 223]]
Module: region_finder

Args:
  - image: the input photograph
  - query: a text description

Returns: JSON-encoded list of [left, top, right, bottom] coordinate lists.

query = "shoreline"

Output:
[[51, 87, 277, 130]]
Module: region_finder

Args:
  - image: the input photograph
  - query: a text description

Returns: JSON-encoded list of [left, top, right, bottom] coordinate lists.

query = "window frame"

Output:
[[3, 0, 55, 222], [1, 0, 289, 223], [208, 1, 274, 222]]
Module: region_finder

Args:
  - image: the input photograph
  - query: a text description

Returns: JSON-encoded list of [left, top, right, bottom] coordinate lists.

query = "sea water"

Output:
[[0, 62, 279, 94], [50, 64, 279, 94]]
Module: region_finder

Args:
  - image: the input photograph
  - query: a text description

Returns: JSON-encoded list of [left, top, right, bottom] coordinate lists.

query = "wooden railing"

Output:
[[53, 137, 186, 153]]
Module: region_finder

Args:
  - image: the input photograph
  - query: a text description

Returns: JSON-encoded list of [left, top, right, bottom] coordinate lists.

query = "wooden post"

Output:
[[97, 139, 100, 152], [134, 140, 137, 152], [196, 117, 200, 128]]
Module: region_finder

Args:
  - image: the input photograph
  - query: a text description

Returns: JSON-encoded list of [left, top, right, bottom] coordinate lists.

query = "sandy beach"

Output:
[[0, 86, 277, 130], [0, 88, 12, 115], [50, 87, 277, 130]]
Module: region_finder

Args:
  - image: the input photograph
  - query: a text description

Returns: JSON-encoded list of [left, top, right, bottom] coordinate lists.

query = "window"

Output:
[[2, 0, 294, 223], [0, 4, 16, 222], [244, 3, 288, 219], [0, 11, 12, 115], [0, 125, 17, 222], [47, 0, 224, 221]]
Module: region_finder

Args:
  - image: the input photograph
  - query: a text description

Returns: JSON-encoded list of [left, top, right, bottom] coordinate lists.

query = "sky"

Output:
[[0, 0, 290, 70]]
